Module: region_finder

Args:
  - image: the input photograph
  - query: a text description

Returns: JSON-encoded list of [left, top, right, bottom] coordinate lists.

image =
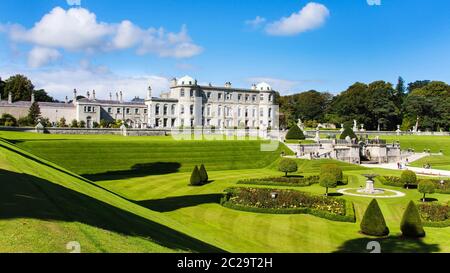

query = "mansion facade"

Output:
[[0, 75, 279, 129]]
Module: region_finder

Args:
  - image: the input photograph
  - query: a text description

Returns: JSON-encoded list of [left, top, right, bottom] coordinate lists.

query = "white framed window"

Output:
[[180, 89, 185, 97]]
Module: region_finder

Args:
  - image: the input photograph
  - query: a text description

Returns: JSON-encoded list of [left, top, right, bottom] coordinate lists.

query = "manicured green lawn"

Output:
[[1, 131, 449, 253]]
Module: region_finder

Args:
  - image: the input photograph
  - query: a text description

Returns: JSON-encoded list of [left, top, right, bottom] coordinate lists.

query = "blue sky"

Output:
[[1, 0, 450, 100]]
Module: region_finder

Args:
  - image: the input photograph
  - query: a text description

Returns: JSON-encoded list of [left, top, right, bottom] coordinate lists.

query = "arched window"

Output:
[[268, 108, 272, 118], [171, 104, 176, 115], [155, 104, 160, 115], [163, 104, 168, 115]]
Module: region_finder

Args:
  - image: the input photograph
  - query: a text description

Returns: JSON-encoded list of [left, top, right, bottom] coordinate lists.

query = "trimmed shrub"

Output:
[[418, 180, 435, 202], [278, 158, 298, 177], [320, 164, 343, 183], [238, 176, 319, 187], [285, 125, 305, 140], [339, 123, 357, 140], [360, 199, 389, 236], [319, 172, 338, 196], [190, 166, 202, 186], [18, 116, 32, 126], [401, 170, 417, 189], [0, 113, 17, 126], [401, 201, 426, 238], [199, 164, 209, 184], [418, 202, 450, 224], [70, 119, 79, 128]]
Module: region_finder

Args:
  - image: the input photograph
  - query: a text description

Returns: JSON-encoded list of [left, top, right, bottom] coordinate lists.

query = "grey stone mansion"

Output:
[[0, 75, 279, 129]]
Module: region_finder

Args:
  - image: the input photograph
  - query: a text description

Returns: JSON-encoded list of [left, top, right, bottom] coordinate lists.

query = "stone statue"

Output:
[[340, 123, 344, 133], [360, 124, 365, 132], [297, 119, 305, 130], [353, 120, 358, 131]]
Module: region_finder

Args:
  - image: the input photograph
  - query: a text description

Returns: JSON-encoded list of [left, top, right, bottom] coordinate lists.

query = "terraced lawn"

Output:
[[1, 131, 449, 253]]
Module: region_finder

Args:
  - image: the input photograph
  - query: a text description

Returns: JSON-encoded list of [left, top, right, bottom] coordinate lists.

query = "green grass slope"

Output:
[[0, 138, 223, 253], [0, 132, 291, 181]]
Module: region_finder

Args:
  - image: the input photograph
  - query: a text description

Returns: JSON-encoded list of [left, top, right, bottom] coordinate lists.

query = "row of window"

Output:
[[179, 89, 273, 102], [106, 107, 147, 115], [153, 104, 273, 118], [153, 118, 273, 128]]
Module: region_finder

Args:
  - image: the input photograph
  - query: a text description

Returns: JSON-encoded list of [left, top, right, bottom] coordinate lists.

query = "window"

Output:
[[245, 108, 248, 118], [182, 81, 185, 85], [252, 108, 256, 117], [218, 106, 222, 116], [189, 81, 192, 85], [207, 105, 211, 116], [126, 108, 130, 114], [108, 108, 112, 113], [226, 92, 231, 100], [268, 108, 272, 118], [252, 95, 256, 102], [245, 95, 249, 101], [218, 93, 222, 100], [269, 94, 273, 102], [135, 108, 139, 114], [155, 104, 160, 115], [180, 105, 185, 114], [144, 108, 148, 114], [260, 108, 263, 117], [207, 92, 211, 99], [163, 104, 168, 115], [238, 94, 242, 101], [238, 108, 241, 117], [171, 105, 176, 115], [117, 108, 121, 114], [180, 89, 185, 97], [190, 90, 194, 97], [87, 106, 92, 112], [260, 94, 264, 100], [190, 105, 194, 115]]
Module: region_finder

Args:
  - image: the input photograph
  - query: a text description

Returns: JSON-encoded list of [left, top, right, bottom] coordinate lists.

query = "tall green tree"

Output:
[[0, 77, 5, 100], [27, 102, 41, 125], [4, 74, 34, 102], [393, 76, 406, 109], [34, 89, 55, 102], [407, 80, 430, 93]]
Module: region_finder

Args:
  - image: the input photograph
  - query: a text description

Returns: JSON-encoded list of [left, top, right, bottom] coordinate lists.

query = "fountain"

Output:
[[358, 174, 384, 194]]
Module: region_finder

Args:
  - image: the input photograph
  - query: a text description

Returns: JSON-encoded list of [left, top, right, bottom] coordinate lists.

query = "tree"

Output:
[[418, 180, 435, 202], [285, 124, 305, 140], [78, 120, 86, 128], [57, 117, 67, 128], [34, 89, 55, 102], [360, 199, 389, 236], [407, 80, 430, 93], [70, 119, 79, 128], [27, 102, 41, 125], [339, 123, 357, 140], [0, 77, 5, 99], [4, 74, 34, 102], [320, 164, 343, 183], [0, 113, 17, 127], [319, 172, 337, 196], [199, 164, 209, 184], [401, 170, 417, 189], [190, 166, 202, 186], [400, 201, 425, 238], [278, 158, 298, 177], [394, 76, 406, 108]]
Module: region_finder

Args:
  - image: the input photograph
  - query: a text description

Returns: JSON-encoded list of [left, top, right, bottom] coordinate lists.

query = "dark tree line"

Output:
[[279, 77, 450, 131], [0, 74, 55, 103]]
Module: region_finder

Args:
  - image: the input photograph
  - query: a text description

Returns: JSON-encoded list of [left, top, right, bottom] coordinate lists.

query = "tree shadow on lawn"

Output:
[[334, 235, 440, 253], [82, 162, 182, 181], [137, 194, 224, 212], [0, 169, 224, 253]]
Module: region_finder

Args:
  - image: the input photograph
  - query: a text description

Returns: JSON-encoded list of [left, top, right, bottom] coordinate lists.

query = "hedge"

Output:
[[379, 176, 450, 194], [237, 176, 319, 187]]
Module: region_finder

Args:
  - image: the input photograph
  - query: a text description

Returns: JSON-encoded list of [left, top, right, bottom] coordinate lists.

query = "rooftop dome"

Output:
[[177, 75, 196, 86], [256, 82, 272, 91]]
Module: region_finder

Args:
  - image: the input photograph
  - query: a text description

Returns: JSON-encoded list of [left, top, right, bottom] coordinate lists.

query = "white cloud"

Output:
[[28, 47, 62, 68], [265, 2, 330, 36], [0, 7, 203, 67], [0, 64, 170, 101], [245, 16, 267, 28], [66, 0, 81, 6], [367, 0, 381, 6]]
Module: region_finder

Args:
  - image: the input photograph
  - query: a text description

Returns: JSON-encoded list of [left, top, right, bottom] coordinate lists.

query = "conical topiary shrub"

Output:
[[360, 199, 389, 236], [199, 164, 209, 184], [285, 125, 305, 140], [400, 201, 426, 238], [190, 166, 202, 186], [339, 122, 357, 140]]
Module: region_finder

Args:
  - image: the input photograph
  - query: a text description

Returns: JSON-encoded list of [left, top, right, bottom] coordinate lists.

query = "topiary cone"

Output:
[[400, 201, 426, 238], [199, 164, 209, 184], [360, 199, 389, 236], [190, 165, 202, 186]]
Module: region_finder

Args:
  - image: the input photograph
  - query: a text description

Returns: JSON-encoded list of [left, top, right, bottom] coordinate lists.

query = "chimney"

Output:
[[116, 92, 119, 102], [73, 89, 77, 103], [147, 86, 152, 100], [170, 77, 177, 87], [251, 84, 257, 90], [225, 82, 232, 88], [65, 96, 68, 104], [31, 91, 35, 103], [86, 91, 90, 100], [92, 90, 96, 100], [8, 92, 12, 104], [119, 91, 123, 103]]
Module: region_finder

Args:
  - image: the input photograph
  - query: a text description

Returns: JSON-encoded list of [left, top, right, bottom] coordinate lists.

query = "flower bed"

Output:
[[237, 176, 319, 187], [418, 202, 450, 227], [221, 187, 355, 222], [379, 176, 450, 194]]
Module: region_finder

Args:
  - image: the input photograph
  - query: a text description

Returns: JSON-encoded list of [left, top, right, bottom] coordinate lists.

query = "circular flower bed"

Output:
[[221, 187, 355, 222]]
